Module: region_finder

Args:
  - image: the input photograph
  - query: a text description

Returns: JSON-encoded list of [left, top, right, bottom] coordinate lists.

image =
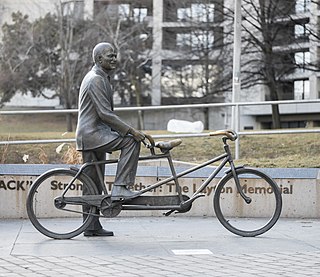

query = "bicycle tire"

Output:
[[26, 168, 99, 239], [214, 167, 282, 237]]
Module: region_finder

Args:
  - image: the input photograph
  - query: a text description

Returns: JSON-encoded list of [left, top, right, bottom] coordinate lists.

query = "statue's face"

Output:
[[99, 46, 117, 71]]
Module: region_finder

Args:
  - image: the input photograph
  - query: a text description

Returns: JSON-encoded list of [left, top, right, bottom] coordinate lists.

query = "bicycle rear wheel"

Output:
[[26, 168, 98, 239], [214, 167, 282, 237]]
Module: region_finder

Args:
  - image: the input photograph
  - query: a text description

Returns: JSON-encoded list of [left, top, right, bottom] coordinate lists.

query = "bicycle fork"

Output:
[[224, 139, 252, 204]]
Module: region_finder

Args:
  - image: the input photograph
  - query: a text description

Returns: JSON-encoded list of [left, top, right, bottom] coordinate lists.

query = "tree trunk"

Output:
[[269, 82, 282, 129], [271, 104, 281, 129], [66, 113, 73, 132], [203, 107, 209, 130], [266, 66, 281, 129], [137, 110, 145, 130], [132, 78, 144, 130]]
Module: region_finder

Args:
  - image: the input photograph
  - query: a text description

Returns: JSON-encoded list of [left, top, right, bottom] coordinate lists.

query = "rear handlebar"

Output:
[[209, 130, 238, 141]]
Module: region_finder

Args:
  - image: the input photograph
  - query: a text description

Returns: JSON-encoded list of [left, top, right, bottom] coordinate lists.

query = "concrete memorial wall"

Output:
[[0, 163, 319, 219]]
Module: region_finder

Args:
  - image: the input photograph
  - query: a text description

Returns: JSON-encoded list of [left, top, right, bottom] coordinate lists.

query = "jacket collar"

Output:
[[92, 65, 110, 80]]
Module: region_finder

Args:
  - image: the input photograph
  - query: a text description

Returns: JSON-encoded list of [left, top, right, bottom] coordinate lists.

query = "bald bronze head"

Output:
[[92, 42, 117, 72]]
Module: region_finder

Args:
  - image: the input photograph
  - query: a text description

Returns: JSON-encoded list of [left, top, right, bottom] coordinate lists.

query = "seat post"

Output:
[[166, 153, 183, 202]]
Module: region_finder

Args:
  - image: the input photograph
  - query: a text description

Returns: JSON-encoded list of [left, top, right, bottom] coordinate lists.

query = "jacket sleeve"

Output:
[[88, 75, 131, 137]]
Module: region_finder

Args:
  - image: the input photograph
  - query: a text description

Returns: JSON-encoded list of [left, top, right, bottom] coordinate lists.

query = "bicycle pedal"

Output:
[[163, 210, 175, 216]]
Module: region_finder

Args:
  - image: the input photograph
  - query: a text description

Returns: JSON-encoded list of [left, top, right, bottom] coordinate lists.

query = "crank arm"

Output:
[[181, 193, 205, 209], [54, 195, 103, 208], [56, 207, 100, 217], [163, 194, 205, 216]]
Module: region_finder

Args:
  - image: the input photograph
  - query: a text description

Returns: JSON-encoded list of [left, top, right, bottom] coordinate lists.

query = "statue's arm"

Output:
[[89, 77, 131, 136]]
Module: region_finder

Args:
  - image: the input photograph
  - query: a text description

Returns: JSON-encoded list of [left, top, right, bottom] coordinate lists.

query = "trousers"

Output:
[[82, 135, 141, 230]]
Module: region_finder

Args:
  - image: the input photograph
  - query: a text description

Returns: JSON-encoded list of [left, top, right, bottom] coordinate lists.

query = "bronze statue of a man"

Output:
[[76, 42, 145, 236]]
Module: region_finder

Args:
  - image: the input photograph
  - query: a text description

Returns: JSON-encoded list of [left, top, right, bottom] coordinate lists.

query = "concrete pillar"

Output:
[[151, 0, 163, 105], [309, 1, 319, 99], [83, 0, 94, 19]]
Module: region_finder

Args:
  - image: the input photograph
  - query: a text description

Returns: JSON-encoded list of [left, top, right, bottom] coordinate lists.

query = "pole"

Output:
[[151, 0, 163, 105], [232, 0, 242, 159]]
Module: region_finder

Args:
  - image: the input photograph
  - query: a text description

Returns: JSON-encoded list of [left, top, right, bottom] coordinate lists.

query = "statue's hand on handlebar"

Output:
[[128, 128, 146, 142]]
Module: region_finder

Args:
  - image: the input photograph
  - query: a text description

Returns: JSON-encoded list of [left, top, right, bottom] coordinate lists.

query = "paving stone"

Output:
[[1, 218, 320, 276]]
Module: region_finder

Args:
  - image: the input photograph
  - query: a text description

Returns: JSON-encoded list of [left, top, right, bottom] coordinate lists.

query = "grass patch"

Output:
[[161, 133, 320, 168], [1, 114, 320, 167]]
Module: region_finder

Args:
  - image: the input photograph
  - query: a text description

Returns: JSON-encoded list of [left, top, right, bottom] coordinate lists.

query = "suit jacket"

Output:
[[76, 65, 131, 151]]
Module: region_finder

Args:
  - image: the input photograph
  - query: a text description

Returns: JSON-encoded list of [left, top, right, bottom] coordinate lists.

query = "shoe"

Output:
[[111, 185, 139, 200], [83, 228, 114, 237]]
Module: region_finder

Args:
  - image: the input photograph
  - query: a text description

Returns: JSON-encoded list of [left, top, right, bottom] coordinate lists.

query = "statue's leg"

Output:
[[82, 150, 104, 231], [96, 136, 141, 198]]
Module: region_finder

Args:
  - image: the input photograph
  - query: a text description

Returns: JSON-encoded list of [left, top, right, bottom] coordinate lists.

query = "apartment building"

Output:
[[1, 0, 319, 129], [240, 0, 320, 129]]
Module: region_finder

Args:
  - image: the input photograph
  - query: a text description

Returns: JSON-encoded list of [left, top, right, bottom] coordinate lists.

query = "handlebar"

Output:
[[209, 130, 238, 141], [142, 133, 155, 148], [142, 133, 156, 155]]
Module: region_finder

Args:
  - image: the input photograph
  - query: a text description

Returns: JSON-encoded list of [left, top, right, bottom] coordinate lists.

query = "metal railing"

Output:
[[1, 99, 320, 159]]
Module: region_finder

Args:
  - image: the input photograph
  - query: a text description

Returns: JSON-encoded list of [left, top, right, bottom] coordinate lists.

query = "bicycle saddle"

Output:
[[155, 139, 182, 152]]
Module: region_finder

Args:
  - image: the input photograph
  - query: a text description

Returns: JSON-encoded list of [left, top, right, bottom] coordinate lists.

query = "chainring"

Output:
[[100, 197, 122, 218]]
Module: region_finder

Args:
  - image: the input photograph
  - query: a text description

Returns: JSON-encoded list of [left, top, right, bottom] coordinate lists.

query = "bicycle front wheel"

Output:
[[214, 167, 282, 237], [26, 168, 98, 239]]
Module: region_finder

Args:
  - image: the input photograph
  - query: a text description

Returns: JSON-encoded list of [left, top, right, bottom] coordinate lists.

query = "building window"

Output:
[[294, 79, 310, 99], [295, 0, 310, 13], [133, 8, 148, 22], [61, 0, 84, 18], [118, 4, 147, 22], [177, 3, 214, 22], [294, 23, 309, 38], [177, 31, 214, 50], [177, 7, 191, 21], [177, 33, 191, 48], [281, 121, 306, 128], [118, 4, 130, 18], [192, 30, 214, 49], [295, 51, 310, 69], [191, 3, 215, 22]]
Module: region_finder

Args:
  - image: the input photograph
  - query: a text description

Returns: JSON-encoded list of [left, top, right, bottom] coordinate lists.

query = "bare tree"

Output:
[[0, 4, 96, 131], [92, 1, 152, 128], [167, 0, 319, 129], [0, 1, 152, 130], [240, 0, 319, 128], [56, 1, 98, 131], [161, 0, 233, 102], [0, 12, 42, 105]]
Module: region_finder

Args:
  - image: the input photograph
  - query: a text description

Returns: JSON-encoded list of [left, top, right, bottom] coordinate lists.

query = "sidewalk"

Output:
[[1, 217, 320, 276]]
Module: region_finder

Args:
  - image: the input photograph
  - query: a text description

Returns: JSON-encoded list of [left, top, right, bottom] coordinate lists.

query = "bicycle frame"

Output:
[[60, 134, 249, 215]]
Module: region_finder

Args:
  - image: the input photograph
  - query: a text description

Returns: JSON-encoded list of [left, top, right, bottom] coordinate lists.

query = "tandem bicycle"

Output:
[[26, 130, 282, 239]]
